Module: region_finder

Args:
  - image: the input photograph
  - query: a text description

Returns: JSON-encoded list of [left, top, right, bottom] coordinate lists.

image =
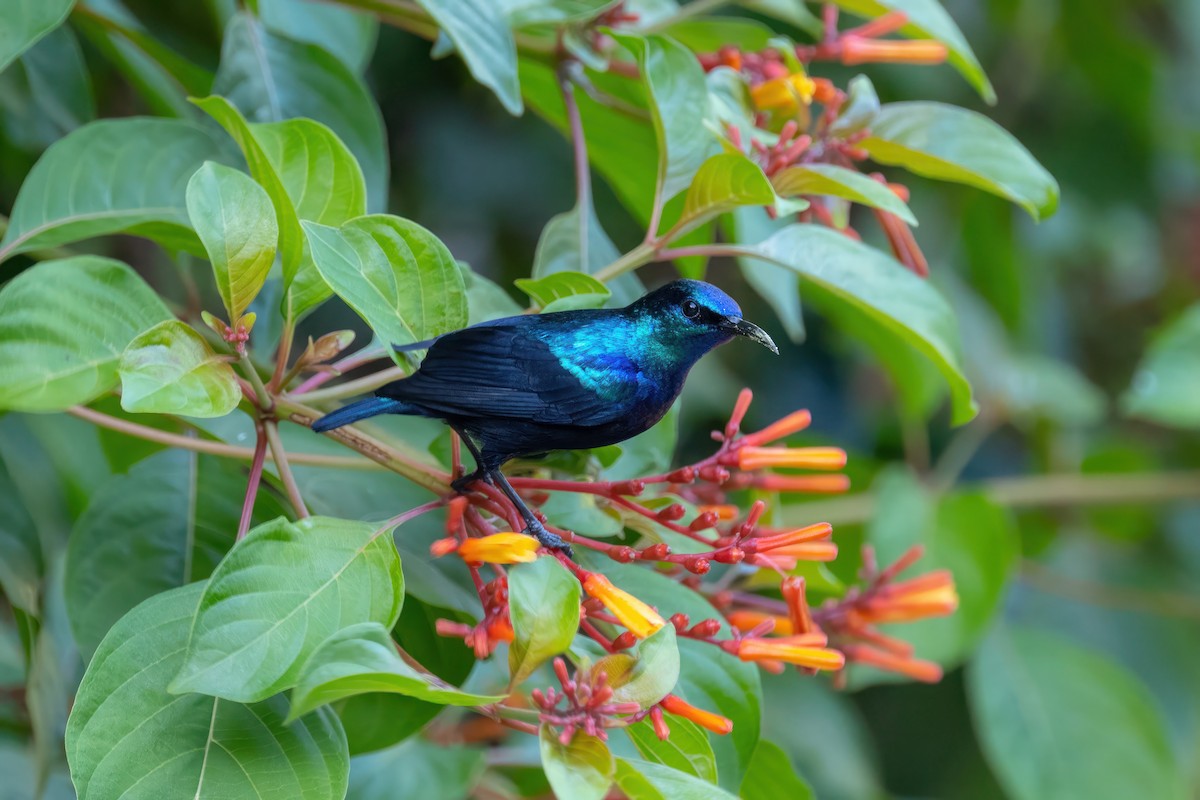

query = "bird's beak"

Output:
[[722, 316, 779, 355]]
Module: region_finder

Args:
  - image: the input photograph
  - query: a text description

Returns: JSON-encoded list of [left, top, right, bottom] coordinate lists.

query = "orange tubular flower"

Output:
[[737, 446, 847, 471], [753, 523, 833, 552], [451, 533, 540, 564], [755, 474, 851, 494], [781, 577, 816, 635], [582, 573, 665, 638], [698, 504, 739, 521], [839, 35, 949, 66], [727, 610, 794, 636], [750, 72, 817, 111], [736, 636, 843, 670], [859, 570, 959, 624], [766, 542, 839, 562], [660, 695, 734, 735], [743, 409, 812, 445], [842, 644, 943, 683]]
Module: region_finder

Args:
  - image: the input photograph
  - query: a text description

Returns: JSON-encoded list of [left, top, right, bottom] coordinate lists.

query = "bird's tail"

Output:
[[311, 396, 411, 433]]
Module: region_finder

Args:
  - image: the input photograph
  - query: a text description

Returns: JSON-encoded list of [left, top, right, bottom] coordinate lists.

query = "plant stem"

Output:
[[292, 343, 389, 394], [270, 319, 295, 392], [289, 365, 407, 403], [264, 420, 309, 518], [240, 354, 273, 412], [785, 470, 1200, 526], [66, 405, 379, 468], [238, 423, 269, 539], [593, 240, 659, 283]]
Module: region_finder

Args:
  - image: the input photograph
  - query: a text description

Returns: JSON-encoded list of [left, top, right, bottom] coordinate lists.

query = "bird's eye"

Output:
[[682, 299, 701, 319]]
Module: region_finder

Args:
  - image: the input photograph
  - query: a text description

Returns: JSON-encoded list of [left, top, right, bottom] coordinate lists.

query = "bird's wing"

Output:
[[379, 319, 639, 426]]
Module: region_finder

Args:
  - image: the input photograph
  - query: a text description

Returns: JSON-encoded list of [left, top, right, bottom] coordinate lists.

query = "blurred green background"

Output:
[[2, 1, 1199, 798]]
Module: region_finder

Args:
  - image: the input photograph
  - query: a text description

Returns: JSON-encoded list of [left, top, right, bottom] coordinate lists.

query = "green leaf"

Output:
[[740, 740, 815, 800], [609, 32, 714, 207], [516, 271, 612, 312], [601, 624, 679, 708], [1121, 303, 1200, 429], [186, 161, 279, 321], [829, 0, 995, 103], [615, 758, 738, 800], [829, 74, 879, 136], [0, 257, 172, 412], [731, 224, 976, 424], [861, 470, 1016, 679], [626, 717, 717, 783], [531, 202, 645, 306], [663, 17, 775, 51], [968, 625, 1187, 800], [0, 456, 42, 614], [508, 557, 582, 687], [214, 12, 388, 210], [0, 118, 233, 261], [0, 0, 73, 72], [772, 164, 916, 224], [169, 515, 404, 702], [0, 26, 95, 151], [347, 738, 485, 800], [675, 153, 777, 237], [64, 449, 287, 658], [27, 554, 79, 796], [66, 583, 349, 800], [539, 727, 614, 800], [725, 205, 804, 343], [859, 102, 1059, 221], [289, 622, 503, 721], [414, 0, 521, 114], [117, 320, 241, 417], [258, 0, 378, 73], [303, 215, 468, 351]]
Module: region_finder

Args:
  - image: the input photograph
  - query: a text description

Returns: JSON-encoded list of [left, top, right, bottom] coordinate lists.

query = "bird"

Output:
[[311, 279, 778, 553]]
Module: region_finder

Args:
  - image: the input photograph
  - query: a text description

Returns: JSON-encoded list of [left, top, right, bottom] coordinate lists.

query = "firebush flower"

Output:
[[582, 572, 666, 638], [431, 532, 540, 564], [733, 635, 845, 670], [659, 694, 734, 735]]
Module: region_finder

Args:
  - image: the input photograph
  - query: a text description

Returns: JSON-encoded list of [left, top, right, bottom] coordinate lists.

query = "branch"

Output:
[[238, 422, 269, 539], [264, 420, 309, 518], [289, 364, 407, 403]]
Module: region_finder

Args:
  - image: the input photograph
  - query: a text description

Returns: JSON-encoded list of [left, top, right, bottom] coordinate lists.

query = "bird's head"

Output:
[[630, 279, 779, 357]]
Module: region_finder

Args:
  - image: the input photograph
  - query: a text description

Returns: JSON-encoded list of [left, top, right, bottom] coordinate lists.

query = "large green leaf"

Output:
[[0, 256, 172, 412], [213, 12, 388, 210], [0, 456, 42, 614], [0, 25, 94, 151], [0, 118, 232, 260], [625, 717, 717, 783], [772, 164, 916, 224], [968, 625, 1186, 800], [0, 0, 74, 73], [603, 625, 679, 708], [64, 449, 287, 658], [859, 102, 1059, 221], [258, 0, 378, 73], [288, 622, 503, 721], [516, 271, 611, 312], [740, 740, 815, 800], [169, 516, 404, 702], [303, 215, 468, 351], [508, 556, 582, 687], [347, 738, 484, 800], [1121, 303, 1200, 429], [414, 0, 521, 114], [829, 0, 994, 103], [610, 32, 714, 209], [539, 727, 613, 800], [118, 320, 242, 417], [675, 153, 776, 237], [531, 202, 645, 305], [193, 95, 367, 318], [725, 205, 804, 343], [66, 583, 349, 800], [186, 161, 278, 321], [615, 758, 738, 800], [730, 224, 976, 424]]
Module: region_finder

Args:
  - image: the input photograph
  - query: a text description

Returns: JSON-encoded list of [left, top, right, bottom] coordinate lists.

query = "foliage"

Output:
[[0, 1, 1196, 799]]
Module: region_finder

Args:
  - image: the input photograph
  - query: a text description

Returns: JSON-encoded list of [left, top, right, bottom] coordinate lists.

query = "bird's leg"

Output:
[[449, 427, 492, 493], [490, 469, 573, 556]]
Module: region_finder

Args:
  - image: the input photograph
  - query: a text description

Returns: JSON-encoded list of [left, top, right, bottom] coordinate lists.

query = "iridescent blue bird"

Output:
[[311, 279, 778, 552]]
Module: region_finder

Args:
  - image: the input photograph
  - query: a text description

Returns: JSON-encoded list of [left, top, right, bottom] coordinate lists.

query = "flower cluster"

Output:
[[422, 388, 958, 742]]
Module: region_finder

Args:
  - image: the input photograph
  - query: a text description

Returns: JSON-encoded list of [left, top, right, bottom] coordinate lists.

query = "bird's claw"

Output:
[[527, 521, 573, 557]]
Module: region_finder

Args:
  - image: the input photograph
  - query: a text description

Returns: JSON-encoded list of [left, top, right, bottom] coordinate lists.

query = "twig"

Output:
[[238, 423, 269, 539], [289, 364, 407, 403], [264, 420, 309, 518]]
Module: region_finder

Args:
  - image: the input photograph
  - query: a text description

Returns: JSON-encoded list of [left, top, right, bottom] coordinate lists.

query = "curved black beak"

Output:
[[722, 316, 779, 355]]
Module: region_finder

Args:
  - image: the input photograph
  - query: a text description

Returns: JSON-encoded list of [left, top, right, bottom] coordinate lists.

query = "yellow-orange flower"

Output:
[[736, 636, 843, 670], [842, 643, 942, 683], [660, 694, 734, 735], [448, 533, 540, 564], [697, 504, 739, 521], [840, 35, 948, 66], [859, 570, 958, 624], [582, 573, 665, 638], [738, 446, 847, 471], [750, 72, 816, 111]]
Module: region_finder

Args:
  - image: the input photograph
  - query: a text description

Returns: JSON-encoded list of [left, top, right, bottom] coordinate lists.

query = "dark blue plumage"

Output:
[[312, 279, 777, 550]]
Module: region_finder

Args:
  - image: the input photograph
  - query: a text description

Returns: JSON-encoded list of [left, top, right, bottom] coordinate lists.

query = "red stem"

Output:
[[237, 423, 269, 540]]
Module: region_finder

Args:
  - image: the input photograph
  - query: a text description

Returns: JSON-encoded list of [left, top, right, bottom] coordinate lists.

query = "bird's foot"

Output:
[[526, 520, 573, 557], [450, 470, 489, 494]]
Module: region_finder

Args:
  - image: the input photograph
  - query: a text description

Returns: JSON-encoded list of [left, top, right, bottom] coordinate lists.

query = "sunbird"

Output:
[[312, 279, 778, 551]]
